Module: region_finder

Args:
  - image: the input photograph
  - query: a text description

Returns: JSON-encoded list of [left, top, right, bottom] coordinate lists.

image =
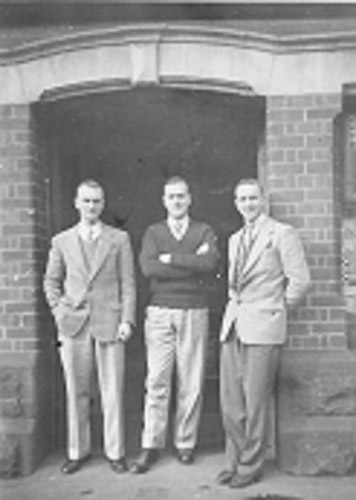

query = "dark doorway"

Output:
[[38, 86, 265, 455]]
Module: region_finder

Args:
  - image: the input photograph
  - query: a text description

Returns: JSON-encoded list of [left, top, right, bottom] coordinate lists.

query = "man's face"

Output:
[[234, 183, 264, 223], [75, 185, 104, 224], [163, 181, 191, 220]]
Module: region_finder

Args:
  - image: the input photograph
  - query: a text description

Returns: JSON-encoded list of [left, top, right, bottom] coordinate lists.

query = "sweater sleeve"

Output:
[[139, 226, 191, 279], [170, 225, 219, 273]]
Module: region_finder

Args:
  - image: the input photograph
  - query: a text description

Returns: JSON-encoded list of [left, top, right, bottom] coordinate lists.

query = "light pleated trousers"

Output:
[[141, 306, 209, 450], [220, 333, 280, 477], [59, 334, 125, 460]]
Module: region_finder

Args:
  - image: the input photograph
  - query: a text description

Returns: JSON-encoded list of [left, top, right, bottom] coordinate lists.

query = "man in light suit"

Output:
[[44, 179, 136, 474], [217, 178, 310, 489]]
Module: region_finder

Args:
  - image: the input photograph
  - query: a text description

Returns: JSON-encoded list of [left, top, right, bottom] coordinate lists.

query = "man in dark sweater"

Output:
[[131, 176, 219, 473]]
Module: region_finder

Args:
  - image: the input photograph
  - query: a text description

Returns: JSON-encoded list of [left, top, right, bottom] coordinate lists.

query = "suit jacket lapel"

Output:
[[240, 215, 274, 283], [88, 225, 113, 283], [70, 226, 89, 278]]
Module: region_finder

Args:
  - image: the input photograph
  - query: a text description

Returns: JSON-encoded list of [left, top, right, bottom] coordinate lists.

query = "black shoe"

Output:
[[108, 457, 128, 474], [229, 470, 263, 489], [130, 449, 159, 474], [61, 456, 90, 474], [176, 449, 194, 465], [216, 469, 235, 485]]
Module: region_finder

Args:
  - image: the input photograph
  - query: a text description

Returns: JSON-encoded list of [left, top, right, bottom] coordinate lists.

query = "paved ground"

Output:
[[2, 451, 356, 500]]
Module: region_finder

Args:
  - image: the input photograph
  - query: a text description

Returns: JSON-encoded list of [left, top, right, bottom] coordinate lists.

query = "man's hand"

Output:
[[159, 253, 172, 264], [196, 242, 209, 255], [116, 322, 133, 343]]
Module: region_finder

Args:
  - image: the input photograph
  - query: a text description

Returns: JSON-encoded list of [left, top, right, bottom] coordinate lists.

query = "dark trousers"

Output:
[[220, 334, 280, 477]]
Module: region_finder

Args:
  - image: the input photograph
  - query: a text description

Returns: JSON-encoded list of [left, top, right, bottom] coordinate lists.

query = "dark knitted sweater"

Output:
[[139, 220, 219, 308]]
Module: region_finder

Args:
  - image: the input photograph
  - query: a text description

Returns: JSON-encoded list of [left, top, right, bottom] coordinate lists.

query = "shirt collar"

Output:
[[78, 221, 102, 241], [245, 213, 265, 230], [167, 216, 190, 239]]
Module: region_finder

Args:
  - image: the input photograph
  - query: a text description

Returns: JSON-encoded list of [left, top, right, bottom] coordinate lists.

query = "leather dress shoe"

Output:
[[108, 457, 128, 474], [229, 470, 262, 489], [130, 449, 159, 474], [216, 469, 235, 485], [176, 449, 194, 465], [61, 456, 90, 474]]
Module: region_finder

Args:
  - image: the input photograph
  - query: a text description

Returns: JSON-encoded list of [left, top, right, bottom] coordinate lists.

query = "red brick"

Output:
[[267, 123, 285, 137], [267, 96, 287, 108], [306, 162, 331, 174], [307, 136, 332, 148], [328, 334, 348, 348], [271, 190, 305, 202], [306, 216, 334, 228], [6, 303, 37, 313], [276, 136, 305, 148], [305, 190, 331, 201], [286, 95, 315, 108], [269, 163, 304, 176], [312, 268, 338, 280], [329, 309, 346, 321], [314, 94, 341, 108], [20, 340, 41, 351], [2, 250, 33, 262], [297, 201, 326, 214], [0, 198, 34, 209], [6, 327, 36, 339], [297, 149, 314, 161], [0, 118, 30, 131], [0, 340, 13, 350], [314, 149, 331, 160], [310, 295, 344, 307], [285, 150, 297, 162], [0, 315, 21, 327], [268, 109, 305, 122], [312, 323, 345, 334], [3, 225, 33, 236], [268, 150, 285, 162], [307, 108, 338, 120], [298, 121, 324, 134], [287, 323, 310, 335], [303, 336, 323, 349], [12, 105, 31, 119]]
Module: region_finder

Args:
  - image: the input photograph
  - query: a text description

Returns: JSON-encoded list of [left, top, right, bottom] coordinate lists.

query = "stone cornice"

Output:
[[2, 22, 356, 66]]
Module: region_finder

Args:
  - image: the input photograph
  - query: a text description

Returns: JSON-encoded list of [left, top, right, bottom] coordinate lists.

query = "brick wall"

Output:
[[265, 94, 346, 350], [0, 104, 53, 476]]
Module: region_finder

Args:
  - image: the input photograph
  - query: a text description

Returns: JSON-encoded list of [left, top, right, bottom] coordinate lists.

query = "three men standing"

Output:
[[44, 180, 136, 474], [217, 178, 310, 488], [43, 175, 310, 486], [131, 176, 219, 473]]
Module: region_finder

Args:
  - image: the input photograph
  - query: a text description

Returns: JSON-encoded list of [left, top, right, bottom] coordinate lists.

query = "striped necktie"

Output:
[[88, 227, 94, 242], [232, 224, 254, 291], [240, 224, 253, 268]]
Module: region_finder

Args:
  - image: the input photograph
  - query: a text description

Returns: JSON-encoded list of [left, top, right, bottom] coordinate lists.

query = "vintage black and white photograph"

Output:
[[2, 1, 356, 499]]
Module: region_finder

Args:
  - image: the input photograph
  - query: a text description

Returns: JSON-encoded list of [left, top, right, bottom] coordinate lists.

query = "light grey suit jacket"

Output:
[[220, 214, 310, 344], [43, 223, 136, 342]]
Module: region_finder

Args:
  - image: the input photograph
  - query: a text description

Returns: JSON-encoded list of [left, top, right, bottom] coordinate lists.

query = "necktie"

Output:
[[88, 227, 94, 242], [173, 221, 184, 240], [240, 224, 253, 267], [232, 225, 253, 291]]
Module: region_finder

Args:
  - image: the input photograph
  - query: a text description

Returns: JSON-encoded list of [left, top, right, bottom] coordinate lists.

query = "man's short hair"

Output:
[[76, 179, 104, 198], [164, 176, 190, 193], [234, 178, 263, 195]]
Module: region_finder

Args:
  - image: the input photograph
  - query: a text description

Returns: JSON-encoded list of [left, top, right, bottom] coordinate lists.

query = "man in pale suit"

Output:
[[217, 178, 310, 488], [44, 179, 136, 474]]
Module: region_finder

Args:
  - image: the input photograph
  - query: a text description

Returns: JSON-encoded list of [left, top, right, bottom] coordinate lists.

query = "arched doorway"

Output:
[[37, 84, 265, 455]]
